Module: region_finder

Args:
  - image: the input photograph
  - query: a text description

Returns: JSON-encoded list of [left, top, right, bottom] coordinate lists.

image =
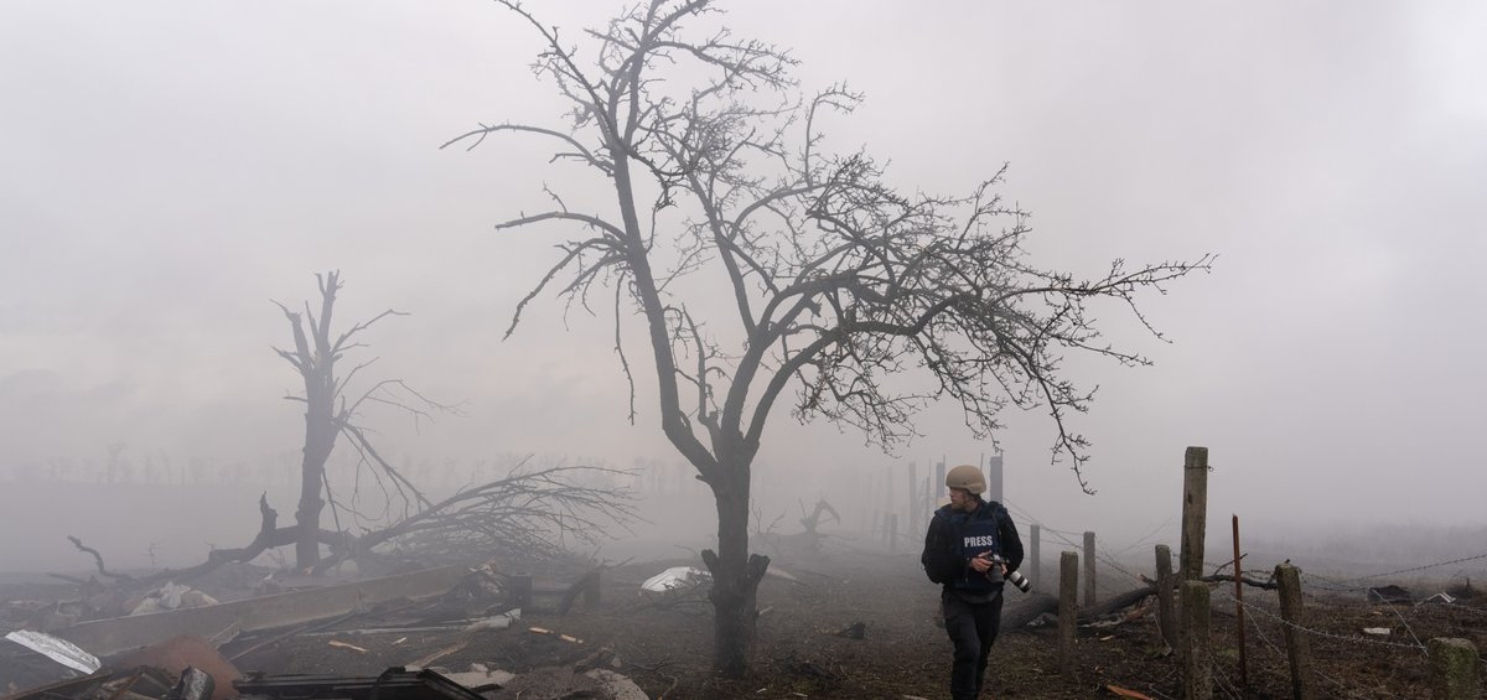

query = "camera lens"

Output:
[[1007, 570, 1032, 593]]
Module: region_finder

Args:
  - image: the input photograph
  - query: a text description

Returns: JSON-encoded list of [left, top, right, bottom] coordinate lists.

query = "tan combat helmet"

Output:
[[945, 464, 985, 495]]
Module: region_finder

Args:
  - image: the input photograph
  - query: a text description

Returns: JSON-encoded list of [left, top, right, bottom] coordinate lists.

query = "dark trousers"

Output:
[[942, 587, 1004, 700]]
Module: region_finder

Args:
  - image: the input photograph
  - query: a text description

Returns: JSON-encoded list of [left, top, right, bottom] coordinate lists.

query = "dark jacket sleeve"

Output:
[[921, 511, 962, 584], [997, 505, 1024, 574]]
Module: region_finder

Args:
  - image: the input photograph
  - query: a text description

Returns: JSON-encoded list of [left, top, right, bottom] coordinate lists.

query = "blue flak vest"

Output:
[[948, 502, 1005, 592]]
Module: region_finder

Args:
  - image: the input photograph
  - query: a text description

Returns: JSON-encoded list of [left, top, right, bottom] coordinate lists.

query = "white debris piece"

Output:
[[1362, 627, 1392, 636], [584, 669, 649, 700], [130, 582, 219, 616], [465, 608, 522, 631], [5, 630, 102, 674], [445, 667, 517, 689], [640, 566, 710, 592]]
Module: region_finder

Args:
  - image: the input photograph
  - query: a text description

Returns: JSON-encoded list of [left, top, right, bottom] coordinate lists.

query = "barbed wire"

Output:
[[1000, 499, 1147, 586], [1355, 551, 1487, 581], [1212, 588, 1428, 652]]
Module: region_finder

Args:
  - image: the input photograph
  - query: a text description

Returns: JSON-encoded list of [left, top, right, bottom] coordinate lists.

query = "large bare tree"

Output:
[[450, 0, 1211, 676]]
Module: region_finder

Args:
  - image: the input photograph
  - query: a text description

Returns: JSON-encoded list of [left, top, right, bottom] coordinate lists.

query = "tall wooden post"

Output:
[[1178, 446, 1210, 685], [1179, 446, 1209, 584], [883, 464, 893, 536], [1182, 580, 1213, 700], [934, 460, 945, 501], [1028, 524, 1042, 591], [1275, 563, 1315, 700], [1059, 551, 1078, 677], [922, 474, 932, 522], [1082, 531, 1097, 606], [1156, 544, 1176, 647], [908, 462, 919, 528], [986, 454, 1004, 504], [888, 513, 898, 554], [1232, 515, 1247, 688]]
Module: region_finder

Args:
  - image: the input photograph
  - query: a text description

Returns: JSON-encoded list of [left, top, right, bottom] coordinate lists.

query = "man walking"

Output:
[[921, 464, 1025, 700]]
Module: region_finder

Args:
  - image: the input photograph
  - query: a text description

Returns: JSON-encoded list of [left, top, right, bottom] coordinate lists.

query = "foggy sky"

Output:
[[3, 1, 1486, 564]]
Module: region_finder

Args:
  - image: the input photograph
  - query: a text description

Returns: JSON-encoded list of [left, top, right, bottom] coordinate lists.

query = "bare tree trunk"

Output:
[[701, 460, 770, 678], [278, 272, 344, 571], [295, 405, 334, 569]]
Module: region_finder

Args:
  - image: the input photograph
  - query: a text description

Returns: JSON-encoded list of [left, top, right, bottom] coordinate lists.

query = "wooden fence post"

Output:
[[1083, 531, 1097, 607], [1029, 524, 1041, 591], [908, 462, 919, 530], [1059, 551, 1078, 677], [1181, 580, 1212, 700], [934, 460, 945, 503], [1179, 446, 1209, 584], [1155, 544, 1176, 648], [1275, 563, 1315, 700], [1232, 514, 1247, 688], [1428, 638, 1479, 699], [888, 513, 898, 554]]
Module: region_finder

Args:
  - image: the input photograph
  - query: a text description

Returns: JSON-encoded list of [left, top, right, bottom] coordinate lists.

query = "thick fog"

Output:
[[2, 2, 1485, 573]]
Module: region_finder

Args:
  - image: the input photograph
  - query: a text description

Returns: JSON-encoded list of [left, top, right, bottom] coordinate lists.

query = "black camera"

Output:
[[992, 555, 1032, 593]]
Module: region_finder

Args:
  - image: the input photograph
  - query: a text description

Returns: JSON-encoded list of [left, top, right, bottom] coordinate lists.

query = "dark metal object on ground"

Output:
[[167, 667, 216, 700], [233, 667, 490, 700]]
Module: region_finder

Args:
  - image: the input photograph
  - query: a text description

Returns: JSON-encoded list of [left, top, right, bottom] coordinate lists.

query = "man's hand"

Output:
[[969, 551, 993, 573]]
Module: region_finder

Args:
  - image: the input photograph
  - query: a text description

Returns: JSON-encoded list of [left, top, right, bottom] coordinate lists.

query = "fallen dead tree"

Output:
[[54, 463, 637, 615], [1002, 573, 1280, 632]]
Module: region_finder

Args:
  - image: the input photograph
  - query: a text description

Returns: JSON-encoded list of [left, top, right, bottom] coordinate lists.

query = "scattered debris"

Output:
[[1367, 585, 1411, 604], [418, 565, 507, 623], [329, 639, 370, 653], [114, 635, 241, 700], [1106, 684, 1156, 699], [56, 565, 467, 657], [410, 639, 470, 668], [442, 665, 516, 692], [640, 566, 709, 593], [833, 622, 867, 640], [464, 608, 522, 632], [1420, 592, 1457, 605], [584, 668, 647, 700], [233, 667, 488, 700], [488, 665, 598, 700], [129, 582, 219, 616], [170, 667, 216, 700], [528, 626, 584, 644], [764, 565, 801, 583], [4, 629, 101, 674], [4, 666, 178, 700], [1362, 627, 1392, 636]]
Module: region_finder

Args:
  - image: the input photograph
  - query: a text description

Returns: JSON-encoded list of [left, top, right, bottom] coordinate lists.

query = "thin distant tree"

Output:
[[274, 271, 439, 570], [451, 0, 1211, 676]]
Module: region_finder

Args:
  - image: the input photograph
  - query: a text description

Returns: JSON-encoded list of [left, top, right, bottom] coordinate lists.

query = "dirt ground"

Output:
[[199, 535, 1487, 700], [3, 534, 1484, 698]]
